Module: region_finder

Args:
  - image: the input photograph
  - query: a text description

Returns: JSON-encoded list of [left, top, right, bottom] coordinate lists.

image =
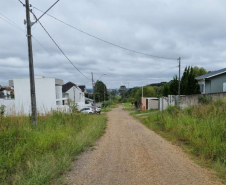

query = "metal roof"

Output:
[[145, 97, 159, 100], [195, 68, 226, 80]]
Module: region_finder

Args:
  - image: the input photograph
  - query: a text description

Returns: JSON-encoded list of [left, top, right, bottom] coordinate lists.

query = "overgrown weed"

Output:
[[0, 111, 107, 185], [133, 102, 226, 181]]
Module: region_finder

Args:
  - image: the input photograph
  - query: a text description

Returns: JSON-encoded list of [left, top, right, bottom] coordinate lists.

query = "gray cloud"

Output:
[[1, 0, 226, 88]]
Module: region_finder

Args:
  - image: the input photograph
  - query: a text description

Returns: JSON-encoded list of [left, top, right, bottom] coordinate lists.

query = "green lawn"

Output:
[[0, 112, 107, 185]]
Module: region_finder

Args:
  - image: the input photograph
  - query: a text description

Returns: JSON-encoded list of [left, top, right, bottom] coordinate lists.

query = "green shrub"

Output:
[[198, 95, 212, 104], [215, 98, 224, 106]]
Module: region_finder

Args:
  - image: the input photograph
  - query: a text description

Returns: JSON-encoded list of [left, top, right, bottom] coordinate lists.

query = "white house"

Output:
[[6, 76, 69, 115], [62, 82, 85, 110]]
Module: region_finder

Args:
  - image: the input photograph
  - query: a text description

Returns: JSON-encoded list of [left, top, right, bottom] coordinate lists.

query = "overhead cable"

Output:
[[33, 7, 178, 60], [0, 12, 91, 83], [31, 12, 91, 80]]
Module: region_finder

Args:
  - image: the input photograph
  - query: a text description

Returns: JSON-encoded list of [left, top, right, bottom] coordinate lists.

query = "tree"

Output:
[[95, 81, 108, 102], [135, 86, 156, 102], [193, 66, 208, 77], [169, 75, 179, 95], [162, 83, 170, 96]]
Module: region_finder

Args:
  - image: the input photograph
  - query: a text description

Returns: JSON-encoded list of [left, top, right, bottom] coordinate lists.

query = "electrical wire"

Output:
[[17, 0, 25, 6], [30, 12, 91, 80], [0, 12, 91, 83], [0, 16, 25, 33], [33, 7, 178, 61]]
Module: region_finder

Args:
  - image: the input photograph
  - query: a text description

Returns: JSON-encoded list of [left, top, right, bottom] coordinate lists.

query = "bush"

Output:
[[198, 95, 212, 104], [102, 101, 111, 108], [215, 98, 224, 106], [165, 105, 180, 115]]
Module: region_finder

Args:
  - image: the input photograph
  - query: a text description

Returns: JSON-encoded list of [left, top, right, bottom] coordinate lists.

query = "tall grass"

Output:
[[134, 100, 226, 180], [0, 111, 107, 185]]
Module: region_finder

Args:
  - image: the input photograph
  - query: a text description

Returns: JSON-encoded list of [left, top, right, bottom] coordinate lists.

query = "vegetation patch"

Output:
[[133, 103, 226, 182], [123, 102, 136, 111], [0, 112, 107, 185], [130, 109, 158, 115]]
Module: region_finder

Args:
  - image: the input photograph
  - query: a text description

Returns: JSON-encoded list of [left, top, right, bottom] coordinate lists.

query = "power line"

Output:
[[0, 16, 24, 33], [33, 7, 178, 61], [0, 12, 90, 83], [30, 11, 91, 80], [17, 0, 25, 6]]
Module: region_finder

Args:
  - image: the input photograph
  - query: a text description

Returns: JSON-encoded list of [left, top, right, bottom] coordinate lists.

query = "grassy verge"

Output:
[[101, 108, 112, 112], [132, 103, 226, 182], [0, 112, 107, 185], [130, 109, 158, 115], [109, 104, 119, 108], [123, 102, 136, 111]]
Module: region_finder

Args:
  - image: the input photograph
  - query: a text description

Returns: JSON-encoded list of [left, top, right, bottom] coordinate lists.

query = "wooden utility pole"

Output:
[[178, 57, 181, 105], [25, 0, 37, 125], [92, 72, 96, 106]]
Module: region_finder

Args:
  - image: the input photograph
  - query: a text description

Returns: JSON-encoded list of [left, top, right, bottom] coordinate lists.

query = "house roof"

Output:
[[143, 97, 158, 100], [195, 68, 226, 80], [78, 85, 86, 92], [62, 82, 78, 93]]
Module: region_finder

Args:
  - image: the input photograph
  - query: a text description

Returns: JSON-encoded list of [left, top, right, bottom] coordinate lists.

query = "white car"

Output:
[[90, 106, 101, 114], [80, 107, 95, 114]]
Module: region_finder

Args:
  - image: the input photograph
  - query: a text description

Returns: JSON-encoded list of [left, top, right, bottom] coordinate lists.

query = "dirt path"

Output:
[[65, 106, 222, 185]]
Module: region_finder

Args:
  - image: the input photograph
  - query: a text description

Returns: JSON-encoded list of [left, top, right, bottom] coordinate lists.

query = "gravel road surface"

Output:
[[65, 106, 222, 185]]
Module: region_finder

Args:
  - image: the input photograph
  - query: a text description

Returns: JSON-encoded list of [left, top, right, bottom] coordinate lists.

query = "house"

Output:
[[62, 82, 85, 110], [141, 97, 159, 110], [7, 76, 69, 115], [119, 85, 127, 92], [196, 68, 226, 94], [78, 85, 87, 93]]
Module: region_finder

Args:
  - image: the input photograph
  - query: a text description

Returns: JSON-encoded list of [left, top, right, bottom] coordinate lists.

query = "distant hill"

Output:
[[148, 82, 167, 87]]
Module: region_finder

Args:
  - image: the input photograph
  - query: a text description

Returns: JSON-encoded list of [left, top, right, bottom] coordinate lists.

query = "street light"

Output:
[[98, 73, 106, 81]]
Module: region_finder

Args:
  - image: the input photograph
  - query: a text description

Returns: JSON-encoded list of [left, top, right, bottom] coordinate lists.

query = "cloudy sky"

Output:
[[1, 0, 226, 88]]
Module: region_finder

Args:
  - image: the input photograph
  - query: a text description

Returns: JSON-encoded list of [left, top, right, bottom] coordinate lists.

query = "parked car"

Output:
[[80, 107, 95, 114], [89, 106, 101, 114]]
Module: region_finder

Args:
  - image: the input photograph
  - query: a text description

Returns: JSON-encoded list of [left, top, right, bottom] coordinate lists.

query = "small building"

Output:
[[62, 82, 85, 110], [7, 76, 69, 115], [141, 97, 159, 110], [196, 68, 226, 94]]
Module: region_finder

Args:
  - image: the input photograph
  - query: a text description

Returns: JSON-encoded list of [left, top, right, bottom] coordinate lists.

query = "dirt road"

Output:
[[65, 106, 222, 185]]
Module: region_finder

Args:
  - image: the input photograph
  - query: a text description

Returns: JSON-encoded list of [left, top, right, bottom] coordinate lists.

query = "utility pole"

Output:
[[73, 86, 75, 102], [104, 86, 105, 102], [142, 86, 143, 98], [178, 57, 181, 105], [92, 72, 95, 106], [25, 0, 37, 125]]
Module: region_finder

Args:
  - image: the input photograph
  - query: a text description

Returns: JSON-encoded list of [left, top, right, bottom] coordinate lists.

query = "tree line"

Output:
[[121, 66, 209, 104]]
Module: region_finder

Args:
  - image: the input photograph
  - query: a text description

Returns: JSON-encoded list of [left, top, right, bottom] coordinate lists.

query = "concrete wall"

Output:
[[159, 97, 169, 111], [0, 99, 15, 115], [148, 99, 158, 110], [179, 92, 226, 109]]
